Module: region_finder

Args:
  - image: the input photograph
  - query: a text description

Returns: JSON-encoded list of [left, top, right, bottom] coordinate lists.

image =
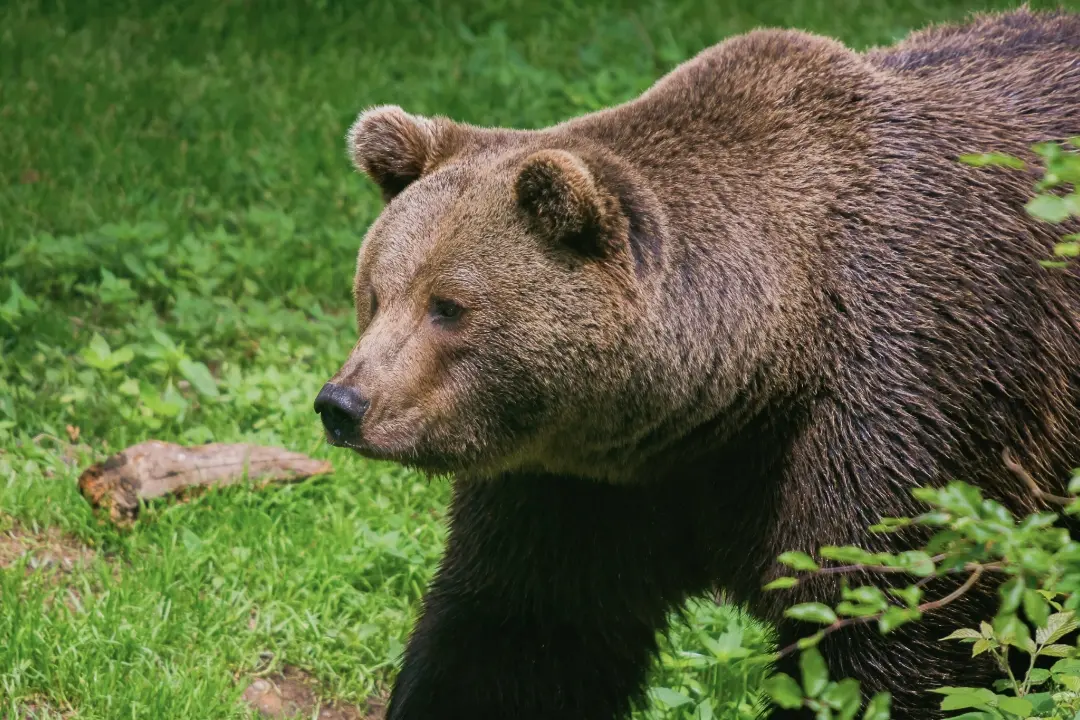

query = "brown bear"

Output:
[[314, 8, 1080, 719]]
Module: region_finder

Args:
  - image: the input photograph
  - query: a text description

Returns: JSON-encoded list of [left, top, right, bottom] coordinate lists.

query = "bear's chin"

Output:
[[329, 424, 527, 480], [344, 440, 469, 479]]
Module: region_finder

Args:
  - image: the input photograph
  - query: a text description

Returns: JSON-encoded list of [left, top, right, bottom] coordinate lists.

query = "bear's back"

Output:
[[867, 8, 1080, 141]]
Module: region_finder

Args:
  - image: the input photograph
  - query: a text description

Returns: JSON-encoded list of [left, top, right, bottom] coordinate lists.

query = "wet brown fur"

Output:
[[327, 8, 1080, 719]]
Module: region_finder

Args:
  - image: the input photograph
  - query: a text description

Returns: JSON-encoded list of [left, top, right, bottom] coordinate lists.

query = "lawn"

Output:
[[1, 0, 1075, 717]]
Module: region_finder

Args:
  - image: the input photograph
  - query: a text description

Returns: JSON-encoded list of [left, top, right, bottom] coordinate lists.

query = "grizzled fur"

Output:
[[325, 8, 1080, 719]]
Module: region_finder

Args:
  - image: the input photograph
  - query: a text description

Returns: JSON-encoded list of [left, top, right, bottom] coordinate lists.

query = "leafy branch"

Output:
[[758, 136, 1080, 720]]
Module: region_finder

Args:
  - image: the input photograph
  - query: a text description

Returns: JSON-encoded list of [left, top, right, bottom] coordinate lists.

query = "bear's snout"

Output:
[[314, 382, 369, 445]]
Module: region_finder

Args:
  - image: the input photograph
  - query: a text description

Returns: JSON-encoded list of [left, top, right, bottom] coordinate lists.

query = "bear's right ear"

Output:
[[347, 105, 441, 202]]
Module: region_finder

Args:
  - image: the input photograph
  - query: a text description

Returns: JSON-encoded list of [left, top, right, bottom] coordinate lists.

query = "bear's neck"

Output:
[[541, 37, 882, 481]]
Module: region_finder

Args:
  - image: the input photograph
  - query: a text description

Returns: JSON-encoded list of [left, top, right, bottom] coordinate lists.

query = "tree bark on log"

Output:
[[78, 440, 333, 524]]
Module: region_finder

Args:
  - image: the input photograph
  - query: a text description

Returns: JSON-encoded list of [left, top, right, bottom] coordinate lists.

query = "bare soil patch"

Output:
[[12, 695, 74, 719], [0, 523, 95, 575], [241, 666, 385, 720]]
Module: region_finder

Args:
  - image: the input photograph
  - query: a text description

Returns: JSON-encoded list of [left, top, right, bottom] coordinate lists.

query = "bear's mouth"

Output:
[[324, 432, 460, 476], [321, 431, 392, 460]]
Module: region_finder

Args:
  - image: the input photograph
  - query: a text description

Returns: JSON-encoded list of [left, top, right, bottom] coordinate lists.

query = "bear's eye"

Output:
[[429, 296, 465, 324]]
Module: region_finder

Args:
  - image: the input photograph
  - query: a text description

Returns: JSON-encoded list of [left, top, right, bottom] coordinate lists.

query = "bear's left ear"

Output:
[[348, 105, 445, 201], [514, 149, 621, 258]]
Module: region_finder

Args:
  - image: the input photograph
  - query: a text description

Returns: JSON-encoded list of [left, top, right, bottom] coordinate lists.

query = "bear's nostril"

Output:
[[314, 383, 370, 442], [325, 409, 350, 440]]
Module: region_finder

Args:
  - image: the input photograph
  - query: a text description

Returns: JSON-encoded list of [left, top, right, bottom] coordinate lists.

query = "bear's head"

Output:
[[315, 105, 670, 480]]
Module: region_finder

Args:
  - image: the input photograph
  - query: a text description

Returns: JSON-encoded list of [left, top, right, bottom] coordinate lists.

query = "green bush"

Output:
[[760, 138, 1080, 720]]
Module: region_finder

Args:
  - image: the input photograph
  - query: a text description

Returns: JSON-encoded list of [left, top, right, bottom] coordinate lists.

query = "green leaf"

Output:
[[118, 377, 141, 397], [896, 551, 936, 577], [958, 151, 1025, 169], [1026, 668, 1051, 686], [971, 639, 995, 657], [141, 385, 187, 418], [869, 518, 912, 533], [1069, 473, 1080, 495], [941, 628, 982, 642], [764, 577, 799, 591], [1023, 589, 1050, 629], [1038, 644, 1074, 658], [821, 678, 862, 719], [836, 601, 886, 618], [151, 328, 178, 351], [844, 586, 888, 606], [651, 687, 693, 709], [935, 482, 985, 516], [705, 624, 750, 661], [993, 613, 1033, 651], [1033, 141, 1064, 161], [862, 692, 891, 720], [994, 696, 1031, 717], [879, 607, 920, 634], [1050, 658, 1080, 677], [797, 631, 826, 650], [763, 672, 805, 710], [178, 358, 219, 398], [779, 552, 820, 571], [1023, 692, 1054, 713], [888, 585, 923, 608], [819, 546, 877, 565], [940, 694, 992, 712], [785, 603, 838, 626], [110, 346, 135, 366], [913, 511, 953, 527], [999, 578, 1025, 615], [181, 528, 203, 552], [800, 648, 829, 698], [837, 586, 889, 618], [925, 530, 963, 555], [1054, 241, 1080, 257], [1066, 193, 1080, 215], [81, 333, 118, 370], [1036, 611, 1077, 645], [89, 333, 111, 362], [1026, 194, 1072, 223]]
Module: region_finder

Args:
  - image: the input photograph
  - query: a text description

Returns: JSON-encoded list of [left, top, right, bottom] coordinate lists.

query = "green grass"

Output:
[[1, 0, 1075, 717]]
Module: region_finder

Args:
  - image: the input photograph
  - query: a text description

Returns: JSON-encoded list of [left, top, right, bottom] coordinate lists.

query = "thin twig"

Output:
[[775, 565, 986, 660], [814, 554, 949, 577], [919, 564, 984, 612], [1002, 448, 1072, 506], [786, 558, 1005, 586]]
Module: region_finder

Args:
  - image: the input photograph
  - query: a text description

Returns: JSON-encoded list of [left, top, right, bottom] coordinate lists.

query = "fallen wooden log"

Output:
[[78, 440, 333, 524]]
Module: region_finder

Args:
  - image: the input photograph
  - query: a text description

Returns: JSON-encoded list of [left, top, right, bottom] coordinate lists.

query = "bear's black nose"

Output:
[[314, 383, 369, 443]]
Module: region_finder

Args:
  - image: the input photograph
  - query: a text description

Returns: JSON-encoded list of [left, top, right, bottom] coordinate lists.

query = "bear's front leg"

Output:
[[385, 473, 696, 720]]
